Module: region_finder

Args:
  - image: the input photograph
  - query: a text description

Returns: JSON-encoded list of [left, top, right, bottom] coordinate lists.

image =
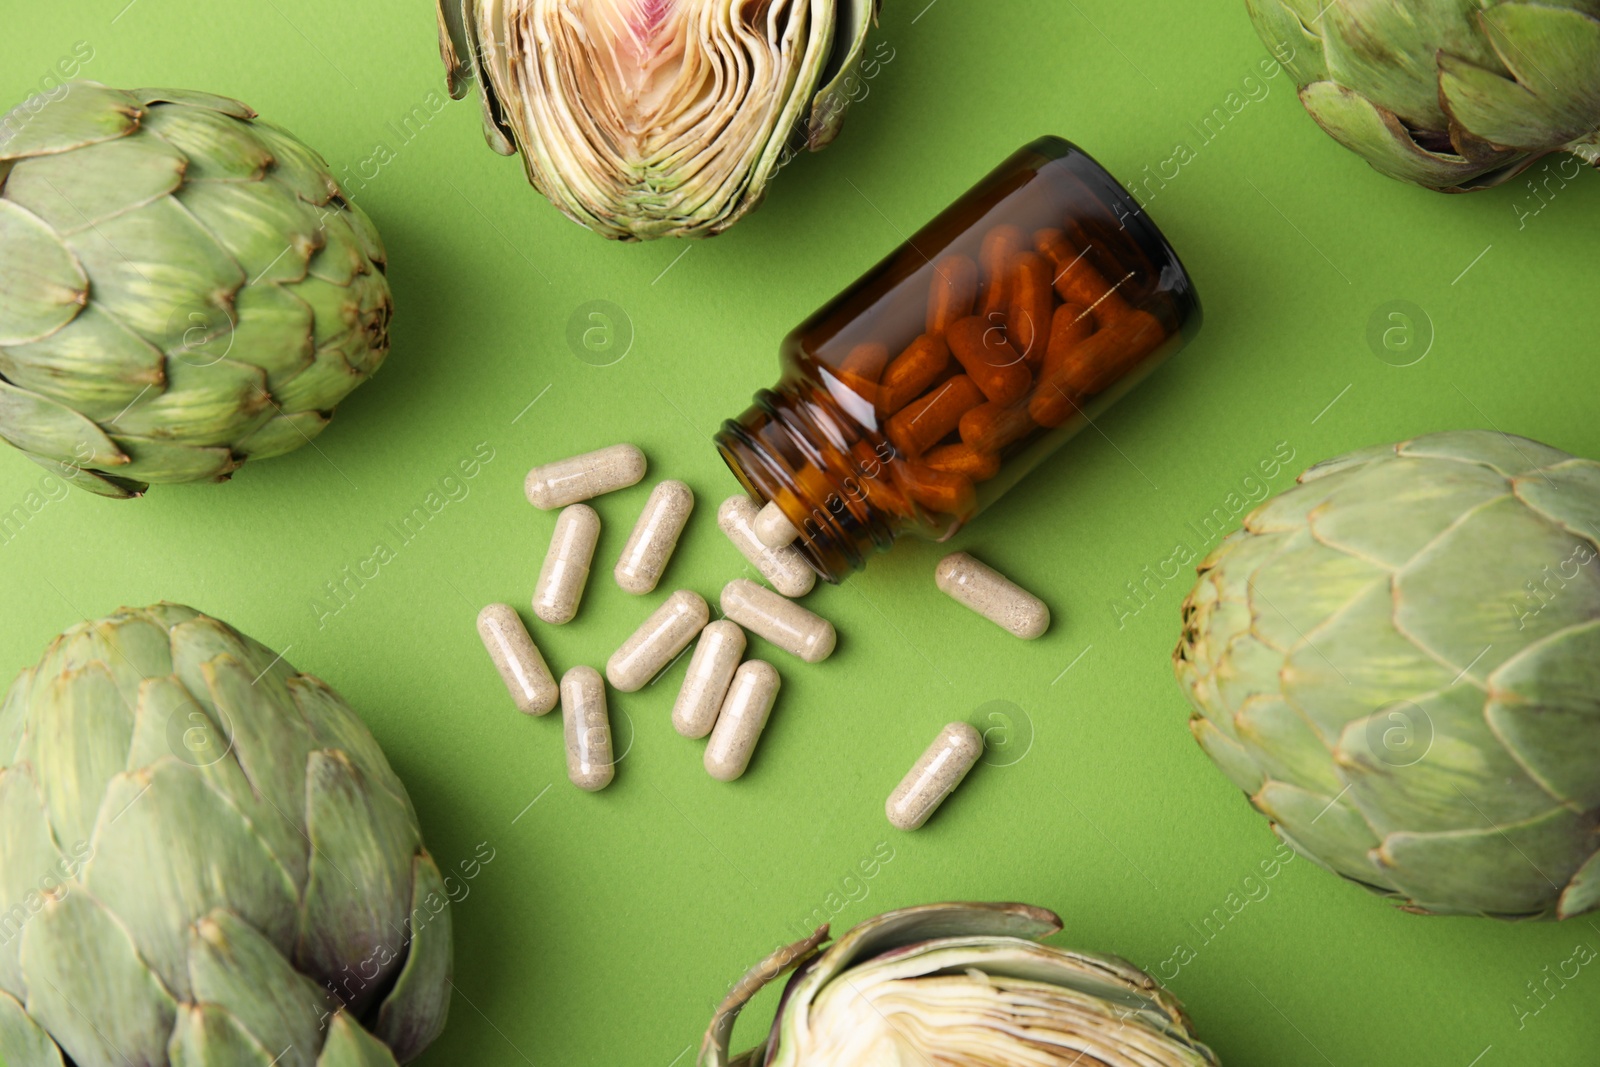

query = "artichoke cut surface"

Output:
[[438, 0, 877, 239], [701, 903, 1219, 1067], [1175, 430, 1600, 920]]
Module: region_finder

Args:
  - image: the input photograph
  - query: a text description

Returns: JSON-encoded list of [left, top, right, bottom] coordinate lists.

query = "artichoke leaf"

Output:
[[373, 850, 453, 1062], [179, 178, 321, 285], [1253, 778, 1387, 888], [1336, 684, 1557, 836], [436, 0, 475, 100], [0, 674, 26, 765], [1400, 428, 1573, 478], [1246, 528, 1388, 654], [805, 0, 878, 149], [318, 1011, 402, 1067], [108, 434, 243, 484], [0, 82, 141, 162], [44, 615, 172, 705], [84, 760, 301, 1002], [189, 910, 334, 1067], [3, 134, 186, 234], [293, 676, 411, 815], [110, 357, 272, 444], [191, 652, 316, 837], [22, 663, 135, 851], [127, 675, 310, 888], [1298, 80, 1514, 188], [1189, 716, 1267, 795], [455, 0, 518, 155], [1486, 619, 1600, 811], [0, 378, 130, 470], [1378, 805, 1598, 917], [0, 304, 166, 422], [1309, 456, 1511, 569], [1516, 458, 1600, 546], [233, 408, 332, 460], [1443, 4, 1600, 148], [298, 750, 421, 1016], [0, 765, 66, 1000], [1241, 0, 1327, 85], [0, 199, 88, 347], [0, 989, 64, 1067], [167, 1002, 280, 1066], [62, 194, 244, 347], [1318, 0, 1505, 130], [17, 890, 178, 1067], [1281, 579, 1458, 744], [143, 101, 276, 182], [252, 121, 341, 207], [216, 282, 316, 389], [133, 87, 257, 120], [1234, 695, 1344, 796], [1397, 493, 1600, 676], [17, 450, 145, 497], [700, 925, 830, 1067]]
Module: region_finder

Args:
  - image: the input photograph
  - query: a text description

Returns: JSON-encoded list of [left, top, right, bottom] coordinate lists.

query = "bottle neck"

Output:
[[716, 379, 902, 583]]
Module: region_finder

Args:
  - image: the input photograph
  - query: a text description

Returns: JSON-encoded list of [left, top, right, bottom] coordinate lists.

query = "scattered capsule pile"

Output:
[[478, 443, 1053, 828]]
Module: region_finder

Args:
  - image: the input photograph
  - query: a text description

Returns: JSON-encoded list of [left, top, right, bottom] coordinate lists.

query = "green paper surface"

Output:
[[3, 2, 1598, 1063]]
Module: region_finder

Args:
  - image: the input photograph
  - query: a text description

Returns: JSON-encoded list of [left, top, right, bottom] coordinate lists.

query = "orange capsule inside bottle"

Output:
[[718, 137, 1200, 581]]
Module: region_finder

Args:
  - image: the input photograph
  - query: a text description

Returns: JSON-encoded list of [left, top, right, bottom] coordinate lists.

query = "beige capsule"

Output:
[[671, 620, 746, 739], [476, 604, 558, 715], [534, 504, 600, 624], [720, 579, 835, 663], [753, 500, 799, 548], [886, 722, 984, 830], [559, 666, 614, 791], [704, 660, 781, 781], [605, 589, 710, 692], [934, 552, 1050, 639], [615, 480, 694, 595], [716, 497, 816, 598], [524, 443, 647, 510]]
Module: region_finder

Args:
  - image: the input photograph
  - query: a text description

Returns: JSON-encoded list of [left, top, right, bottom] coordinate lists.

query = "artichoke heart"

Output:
[[438, 0, 879, 239]]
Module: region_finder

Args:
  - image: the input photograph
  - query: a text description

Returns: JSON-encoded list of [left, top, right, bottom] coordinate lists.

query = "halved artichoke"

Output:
[[436, 0, 879, 239], [700, 903, 1220, 1066]]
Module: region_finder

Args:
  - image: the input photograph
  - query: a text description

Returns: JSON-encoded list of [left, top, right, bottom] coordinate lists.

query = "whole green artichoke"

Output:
[[1245, 0, 1600, 190], [435, 0, 880, 240], [0, 82, 391, 497], [0, 604, 450, 1066], [700, 902, 1219, 1066], [1175, 431, 1600, 919]]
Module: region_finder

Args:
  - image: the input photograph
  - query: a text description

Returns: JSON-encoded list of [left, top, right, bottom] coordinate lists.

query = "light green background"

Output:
[[4, 1, 1599, 1064]]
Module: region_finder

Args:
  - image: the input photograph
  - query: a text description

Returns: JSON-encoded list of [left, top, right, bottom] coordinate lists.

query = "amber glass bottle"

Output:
[[717, 137, 1201, 582]]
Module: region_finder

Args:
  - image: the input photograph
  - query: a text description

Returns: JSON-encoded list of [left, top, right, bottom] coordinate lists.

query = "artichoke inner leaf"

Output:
[[484, 0, 829, 236]]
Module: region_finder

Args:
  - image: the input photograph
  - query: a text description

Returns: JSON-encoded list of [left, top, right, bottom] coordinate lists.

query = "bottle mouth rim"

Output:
[[716, 388, 895, 584]]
